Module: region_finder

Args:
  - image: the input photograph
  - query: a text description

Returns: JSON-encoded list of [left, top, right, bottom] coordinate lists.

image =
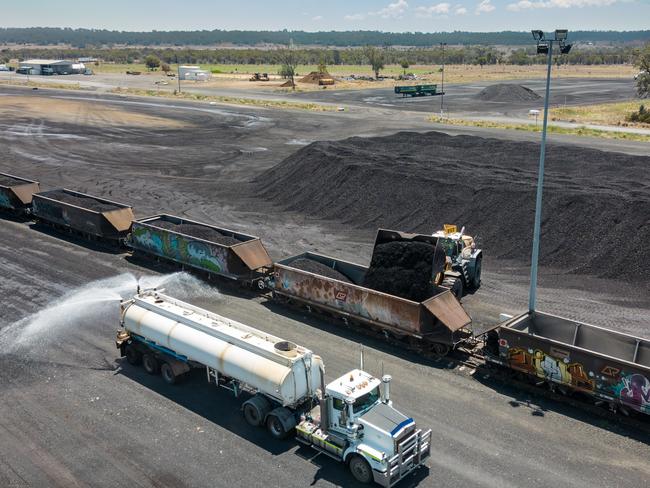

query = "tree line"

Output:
[[1, 45, 643, 67], [1, 27, 649, 48]]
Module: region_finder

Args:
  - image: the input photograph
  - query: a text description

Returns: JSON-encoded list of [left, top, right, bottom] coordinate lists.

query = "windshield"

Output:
[[353, 387, 380, 413]]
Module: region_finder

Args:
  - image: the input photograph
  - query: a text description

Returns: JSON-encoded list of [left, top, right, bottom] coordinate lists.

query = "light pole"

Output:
[[528, 29, 572, 313], [440, 42, 447, 115]]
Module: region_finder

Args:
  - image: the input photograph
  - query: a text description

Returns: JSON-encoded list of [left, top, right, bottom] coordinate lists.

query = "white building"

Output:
[[18, 59, 81, 75], [179, 65, 211, 81]]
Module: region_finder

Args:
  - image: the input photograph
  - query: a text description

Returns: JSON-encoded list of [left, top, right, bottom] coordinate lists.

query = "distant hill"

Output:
[[1, 28, 649, 48]]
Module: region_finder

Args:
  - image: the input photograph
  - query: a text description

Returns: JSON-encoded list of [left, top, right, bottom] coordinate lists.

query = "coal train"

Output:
[[2, 172, 649, 419]]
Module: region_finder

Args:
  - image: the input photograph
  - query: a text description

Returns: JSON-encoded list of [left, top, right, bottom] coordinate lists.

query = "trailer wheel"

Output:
[[142, 354, 159, 375], [266, 415, 290, 440], [243, 395, 272, 427], [349, 455, 373, 484], [431, 342, 450, 356], [160, 363, 178, 384], [125, 344, 142, 366]]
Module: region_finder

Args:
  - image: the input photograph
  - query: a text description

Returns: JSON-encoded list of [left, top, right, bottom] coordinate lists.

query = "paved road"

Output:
[[289, 78, 638, 117], [0, 87, 649, 488]]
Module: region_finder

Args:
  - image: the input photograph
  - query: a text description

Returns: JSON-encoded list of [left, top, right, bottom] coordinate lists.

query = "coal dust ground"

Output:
[[258, 131, 650, 282], [1, 86, 649, 488]]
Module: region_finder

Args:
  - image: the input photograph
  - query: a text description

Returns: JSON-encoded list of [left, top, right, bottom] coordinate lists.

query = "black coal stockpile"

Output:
[[289, 258, 352, 283], [364, 241, 436, 302], [476, 84, 541, 102], [46, 190, 121, 212], [256, 131, 650, 281], [150, 219, 241, 246], [0, 175, 27, 187]]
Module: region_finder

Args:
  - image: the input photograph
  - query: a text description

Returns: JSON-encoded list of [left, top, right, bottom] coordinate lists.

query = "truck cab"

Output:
[[298, 369, 431, 486]]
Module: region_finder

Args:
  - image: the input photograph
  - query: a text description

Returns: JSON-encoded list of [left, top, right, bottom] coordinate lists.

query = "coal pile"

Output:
[[45, 190, 122, 212], [364, 241, 436, 302], [476, 84, 541, 102], [0, 175, 29, 187], [149, 219, 242, 246], [256, 131, 650, 281], [289, 258, 352, 283]]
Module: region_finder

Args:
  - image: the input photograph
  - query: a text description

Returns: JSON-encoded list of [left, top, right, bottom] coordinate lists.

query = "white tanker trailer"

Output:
[[117, 290, 431, 486]]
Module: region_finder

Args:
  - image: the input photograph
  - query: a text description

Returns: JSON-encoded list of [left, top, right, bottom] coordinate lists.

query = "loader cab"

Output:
[[326, 370, 382, 432]]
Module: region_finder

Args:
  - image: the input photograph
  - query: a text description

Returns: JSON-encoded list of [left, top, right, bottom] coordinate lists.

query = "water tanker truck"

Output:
[[117, 290, 431, 486]]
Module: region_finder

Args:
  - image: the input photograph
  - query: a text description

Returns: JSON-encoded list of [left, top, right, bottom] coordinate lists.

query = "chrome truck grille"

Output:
[[382, 428, 432, 487]]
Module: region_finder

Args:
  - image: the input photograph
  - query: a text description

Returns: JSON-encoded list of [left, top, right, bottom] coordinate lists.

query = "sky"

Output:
[[2, 0, 649, 32]]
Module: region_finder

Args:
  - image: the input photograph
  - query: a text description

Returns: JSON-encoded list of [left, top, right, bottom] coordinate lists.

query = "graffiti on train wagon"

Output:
[[0, 191, 12, 209], [507, 348, 595, 392], [601, 372, 650, 413], [132, 226, 228, 274]]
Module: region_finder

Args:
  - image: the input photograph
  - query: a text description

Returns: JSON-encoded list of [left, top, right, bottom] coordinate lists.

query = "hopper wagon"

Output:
[[128, 214, 272, 287], [394, 84, 441, 97], [485, 311, 650, 415], [0, 173, 40, 215], [269, 251, 471, 356], [32, 188, 134, 244]]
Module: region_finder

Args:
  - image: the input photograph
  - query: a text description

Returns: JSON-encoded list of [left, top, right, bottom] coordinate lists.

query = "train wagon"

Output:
[[128, 214, 272, 287], [485, 311, 650, 415], [394, 84, 440, 97], [0, 173, 40, 215], [269, 251, 471, 355], [32, 188, 134, 244]]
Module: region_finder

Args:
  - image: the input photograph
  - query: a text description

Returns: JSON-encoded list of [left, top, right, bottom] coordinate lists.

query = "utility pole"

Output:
[[176, 55, 181, 93], [440, 42, 447, 116], [528, 29, 571, 313]]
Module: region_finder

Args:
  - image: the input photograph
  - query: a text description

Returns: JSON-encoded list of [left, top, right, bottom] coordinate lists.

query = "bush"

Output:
[[627, 104, 650, 123], [210, 68, 222, 74]]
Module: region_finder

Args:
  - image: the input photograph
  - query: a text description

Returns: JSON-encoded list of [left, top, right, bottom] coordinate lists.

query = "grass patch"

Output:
[[110, 87, 336, 111], [550, 100, 650, 127], [429, 115, 650, 142], [0, 79, 81, 90]]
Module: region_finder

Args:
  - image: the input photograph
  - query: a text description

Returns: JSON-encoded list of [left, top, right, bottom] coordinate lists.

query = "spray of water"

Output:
[[0, 272, 218, 354]]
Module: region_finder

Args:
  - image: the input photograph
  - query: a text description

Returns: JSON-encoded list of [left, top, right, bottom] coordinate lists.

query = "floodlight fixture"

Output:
[[532, 30, 545, 41], [537, 43, 549, 55], [555, 29, 568, 41], [560, 43, 572, 55]]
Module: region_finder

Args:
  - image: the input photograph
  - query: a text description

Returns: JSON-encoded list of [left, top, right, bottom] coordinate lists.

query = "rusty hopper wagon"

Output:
[[486, 311, 650, 415], [128, 214, 272, 287], [32, 188, 134, 244], [270, 252, 471, 355], [0, 173, 40, 215]]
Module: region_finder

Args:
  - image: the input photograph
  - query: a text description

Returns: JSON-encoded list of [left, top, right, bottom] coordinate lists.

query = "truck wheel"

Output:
[[142, 354, 159, 375], [125, 344, 141, 366], [452, 278, 464, 299], [160, 363, 178, 384], [266, 415, 290, 440], [349, 455, 373, 484]]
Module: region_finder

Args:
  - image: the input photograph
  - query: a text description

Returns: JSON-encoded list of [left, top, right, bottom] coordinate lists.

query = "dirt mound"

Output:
[[476, 84, 541, 102], [0, 175, 29, 187], [255, 131, 650, 281], [280, 80, 295, 87], [45, 190, 122, 212], [149, 219, 241, 246], [299, 71, 334, 84], [289, 257, 352, 283], [364, 241, 436, 302]]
